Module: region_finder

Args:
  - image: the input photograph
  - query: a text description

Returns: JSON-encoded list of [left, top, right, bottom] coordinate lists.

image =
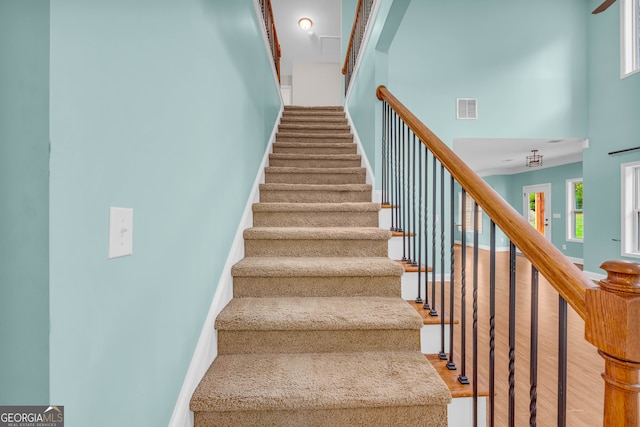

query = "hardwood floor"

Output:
[[427, 245, 604, 426]]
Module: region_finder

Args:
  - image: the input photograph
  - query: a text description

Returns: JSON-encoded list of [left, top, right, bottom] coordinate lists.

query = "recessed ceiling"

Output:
[[453, 138, 587, 176], [271, 0, 343, 77]]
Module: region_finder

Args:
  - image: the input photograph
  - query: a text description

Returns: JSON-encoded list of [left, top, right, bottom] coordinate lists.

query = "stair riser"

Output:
[[244, 240, 388, 257], [276, 135, 353, 144], [217, 330, 420, 355], [278, 126, 351, 134], [269, 158, 361, 168], [264, 172, 366, 185], [253, 212, 378, 227], [232, 276, 401, 298], [194, 405, 448, 427], [272, 146, 357, 155], [280, 118, 348, 125], [259, 190, 371, 203]]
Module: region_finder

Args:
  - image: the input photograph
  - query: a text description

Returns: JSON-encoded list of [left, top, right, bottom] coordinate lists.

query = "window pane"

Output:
[[574, 182, 583, 210]]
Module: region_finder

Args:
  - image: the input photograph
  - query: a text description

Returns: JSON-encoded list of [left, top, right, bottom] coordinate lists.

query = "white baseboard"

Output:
[[168, 106, 283, 427], [345, 110, 376, 187], [583, 270, 606, 281]]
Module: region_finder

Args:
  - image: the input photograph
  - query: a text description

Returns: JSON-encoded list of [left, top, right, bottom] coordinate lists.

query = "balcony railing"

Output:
[[342, 0, 374, 94], [377, 84, 640, 426], [258, 0, 281, 82]]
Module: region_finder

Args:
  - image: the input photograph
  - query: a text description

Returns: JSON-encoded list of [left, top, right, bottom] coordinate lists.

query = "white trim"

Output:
[[343, 0, 383, 104], [372, 189, 382, 204], [621, 0, 640, 78], [565, 177, 584, 243], [522, 183, 552, 242], [345, 109, 376, 187], [621, 161, 640, 259], [583, 270, 606, 282], [168, 106, 283, 427]]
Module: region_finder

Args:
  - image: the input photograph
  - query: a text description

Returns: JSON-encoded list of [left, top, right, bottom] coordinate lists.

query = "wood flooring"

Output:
[[426, 245, 604, 426]]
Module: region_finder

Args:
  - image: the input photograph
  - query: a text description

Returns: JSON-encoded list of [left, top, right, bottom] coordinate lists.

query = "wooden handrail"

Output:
[[266, 0, 281, 82], [376, 85, 593, 319], [342, 0, 363, 75]]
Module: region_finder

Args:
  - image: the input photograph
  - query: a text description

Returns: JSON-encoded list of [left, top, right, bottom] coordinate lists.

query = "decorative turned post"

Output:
[[585, 260, 640, 427]]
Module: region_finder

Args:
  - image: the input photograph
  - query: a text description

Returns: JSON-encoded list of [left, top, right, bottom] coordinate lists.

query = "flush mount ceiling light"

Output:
[[298, 18, 313, 31], [526, 150, 543, 168]]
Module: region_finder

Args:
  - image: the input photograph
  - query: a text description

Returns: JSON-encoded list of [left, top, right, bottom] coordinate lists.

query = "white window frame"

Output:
[[621, 161, 640, 258], [621, 0, 640, 78], [458, 192, 483, 234], [566, 178, 584, 242]]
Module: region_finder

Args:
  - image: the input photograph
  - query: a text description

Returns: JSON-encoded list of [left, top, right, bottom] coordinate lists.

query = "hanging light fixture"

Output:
[[526, 150, 543, 167], [298, 18, 313, 31]]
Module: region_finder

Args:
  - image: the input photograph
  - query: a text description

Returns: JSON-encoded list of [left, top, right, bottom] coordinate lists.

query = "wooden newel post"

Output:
[[585, 260, 640, 426]]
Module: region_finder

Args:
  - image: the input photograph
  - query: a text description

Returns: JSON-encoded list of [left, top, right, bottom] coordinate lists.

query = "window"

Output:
[[622, 161, 640, 258], [566, 178, 584, 242], [621, 0, 640, 77], [458, 192, 483, 233]]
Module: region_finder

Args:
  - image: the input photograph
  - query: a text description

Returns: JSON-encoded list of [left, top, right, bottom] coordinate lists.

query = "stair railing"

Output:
[[342, 0, 374, 94], [377, 85, 640, 426], [258, 0, 281, 82]]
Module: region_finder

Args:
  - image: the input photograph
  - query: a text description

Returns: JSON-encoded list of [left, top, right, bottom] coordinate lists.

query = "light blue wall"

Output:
[[386, 0, 588, 145], [48, 0, 280, 425], [584, 0, 640, 273], [0, 1, 50, 405], [482, 162, 584, 259]]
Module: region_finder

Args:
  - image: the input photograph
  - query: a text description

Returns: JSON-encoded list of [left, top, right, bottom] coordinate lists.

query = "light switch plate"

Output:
[[108, 207, 133, 259], [553, 213, 561, 219]]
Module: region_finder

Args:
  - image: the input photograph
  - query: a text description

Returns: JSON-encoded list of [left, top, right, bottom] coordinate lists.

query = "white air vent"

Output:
[[457, 98, 478, 120]]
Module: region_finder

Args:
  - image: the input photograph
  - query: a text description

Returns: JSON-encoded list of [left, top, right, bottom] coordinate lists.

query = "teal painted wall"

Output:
[[48, 0, 280, 425], [584, 0, 640, 273], [0, 1, 50, 405], [482, 162, 584, 259]]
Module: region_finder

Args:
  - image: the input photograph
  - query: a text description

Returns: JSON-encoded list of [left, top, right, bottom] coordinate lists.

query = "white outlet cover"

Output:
[[108, 207, 133, 259]]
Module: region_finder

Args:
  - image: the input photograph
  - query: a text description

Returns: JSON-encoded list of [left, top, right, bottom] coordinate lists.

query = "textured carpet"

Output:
[[190, 105, 450, 426]]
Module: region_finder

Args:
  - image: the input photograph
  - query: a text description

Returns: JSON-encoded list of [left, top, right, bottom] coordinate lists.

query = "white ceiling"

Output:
[[453, 138, 587, 176], [271, 0, 343, 77]]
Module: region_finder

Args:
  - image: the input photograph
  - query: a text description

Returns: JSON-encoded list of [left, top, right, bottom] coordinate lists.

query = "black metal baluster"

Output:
[[508, 242, 517, 427], [489, 220, 496, 427], [458, 188, 469, 385], [393, 113, 400, 232], [530, 266, 539, 427], [423, 146, 430, 311], [430, 155, 438, 317], [401, 123, 407, 262], [447, 175, 456, 370], [412, 134, 418, 267], [416, 138, 423, 304], [381, 102, 387, 206], [473, 200, 479, 427], [439, 164, 446, 359], [558, 296, 568, 427]]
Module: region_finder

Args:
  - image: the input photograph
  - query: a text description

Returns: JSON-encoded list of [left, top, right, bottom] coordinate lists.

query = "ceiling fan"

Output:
[[592, 0, 617, 14]]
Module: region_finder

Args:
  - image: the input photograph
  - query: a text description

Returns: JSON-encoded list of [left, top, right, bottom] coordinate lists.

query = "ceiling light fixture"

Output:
[[526, 150, 543, 168], [298, 18, 313, 31]]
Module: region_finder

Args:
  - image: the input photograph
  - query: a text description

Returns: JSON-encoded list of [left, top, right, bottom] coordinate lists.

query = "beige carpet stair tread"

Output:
[[231, 257, 404, 277], [252, 202, 380, 213], [265, 166, 364, 175], [190, 351, 451, 412], [278, 123, 351, 132], [272, 141, 357, 149], [269, 153, 361, 161], [243, 227, 391, 240], [260, 183, 371, 192], [276, 132, 352, 139], [216, 297, 423, 331]]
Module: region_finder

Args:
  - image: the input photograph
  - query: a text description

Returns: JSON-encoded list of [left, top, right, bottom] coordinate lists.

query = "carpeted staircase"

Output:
[[190, 106, 451, 426]]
